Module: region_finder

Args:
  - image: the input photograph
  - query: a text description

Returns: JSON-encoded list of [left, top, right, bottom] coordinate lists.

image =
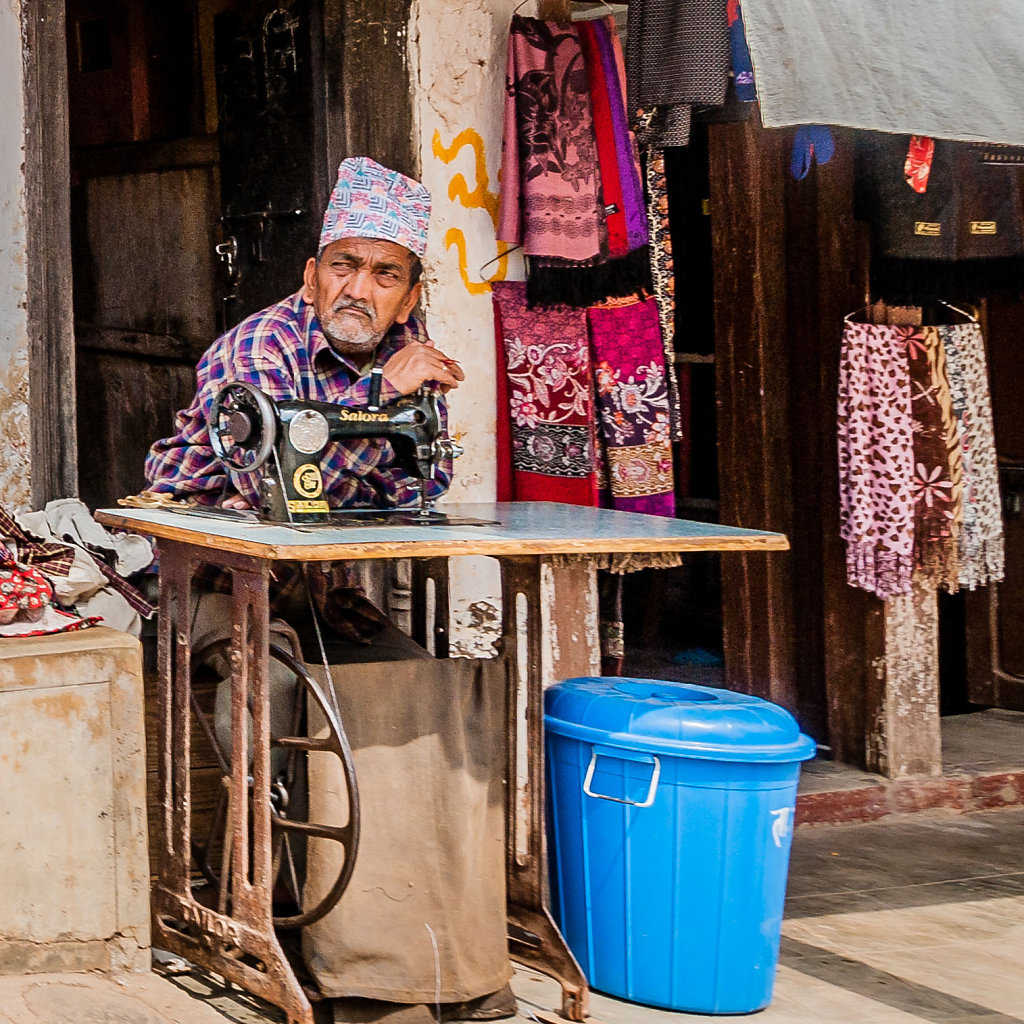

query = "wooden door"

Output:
[[213, 0, 327, 329], [965, 296, 1024, 710], [69, 0, 216, 510]]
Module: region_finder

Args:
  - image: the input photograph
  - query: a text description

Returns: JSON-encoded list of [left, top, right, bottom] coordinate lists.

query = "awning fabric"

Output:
[[741, 0, 1024, 145]]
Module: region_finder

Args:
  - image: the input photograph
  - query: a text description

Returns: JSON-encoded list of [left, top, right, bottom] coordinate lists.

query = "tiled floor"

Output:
[[6, 807, 1023, 1023], [516, 807, 1024, 1024]]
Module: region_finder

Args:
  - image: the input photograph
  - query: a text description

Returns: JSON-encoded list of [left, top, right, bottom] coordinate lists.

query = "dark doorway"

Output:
[[67, 0, 327, 511]]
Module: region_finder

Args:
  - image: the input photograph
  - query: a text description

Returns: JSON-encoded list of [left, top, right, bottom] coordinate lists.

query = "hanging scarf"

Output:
[[642, 144, 684, 442], [528, 16, 651, 307], [727, 1, 757, 102], [625, 0, 729, 148], [939, 323, 1005, 587], [497, 17, 606, 264], [837, 322, 916, 599], [906, 328, 961, 589], [587, 296, 675, 517], [492, 281, 600, 507]]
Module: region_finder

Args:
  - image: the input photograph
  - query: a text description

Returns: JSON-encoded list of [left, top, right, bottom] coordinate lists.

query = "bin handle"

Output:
[[583, 750, 661, 808]]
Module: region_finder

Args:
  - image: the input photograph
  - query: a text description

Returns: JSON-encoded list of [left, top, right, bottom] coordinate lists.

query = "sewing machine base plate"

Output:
[[168, 506, 498, 529]]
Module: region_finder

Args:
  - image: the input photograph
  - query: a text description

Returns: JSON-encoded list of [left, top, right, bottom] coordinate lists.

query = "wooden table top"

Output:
[[96, 502, 789, 562]]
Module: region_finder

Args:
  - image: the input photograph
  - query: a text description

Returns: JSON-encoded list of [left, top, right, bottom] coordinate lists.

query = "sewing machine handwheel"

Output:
[[266, 643, 360, 930], [209, 381, 276, 473], [188, 639, 360, 931]]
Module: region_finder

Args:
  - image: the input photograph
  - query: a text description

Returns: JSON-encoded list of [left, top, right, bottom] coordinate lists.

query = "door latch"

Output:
[[215, 237, 240, 282]]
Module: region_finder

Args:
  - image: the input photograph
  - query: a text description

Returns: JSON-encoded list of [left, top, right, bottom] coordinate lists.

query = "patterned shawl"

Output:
[[837, 322, 916, 599], [497, 17, 605, 263], [907, 328, 962, 589], [642, 144, 684, 442], [587, 296, 675, 517], [528, 16, 651, 307], [493, 281, 600, 507], [939, 323, 1005, 587], [625, 0, 730, 148]]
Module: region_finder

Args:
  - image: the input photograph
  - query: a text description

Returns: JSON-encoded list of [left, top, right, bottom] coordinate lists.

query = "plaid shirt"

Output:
[[145, 291, 452, 509]]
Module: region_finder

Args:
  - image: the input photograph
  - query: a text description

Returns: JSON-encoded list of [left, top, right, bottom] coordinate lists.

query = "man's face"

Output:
[[302, 237, 422, 358]]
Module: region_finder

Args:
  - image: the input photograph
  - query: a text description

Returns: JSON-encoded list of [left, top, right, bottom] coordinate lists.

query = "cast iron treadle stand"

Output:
[[153, 541, 319, 1022], [150, 540, 588, 1024]]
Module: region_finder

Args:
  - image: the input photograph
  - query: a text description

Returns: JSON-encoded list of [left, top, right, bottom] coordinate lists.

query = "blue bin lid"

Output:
[[545, 677, 817, 763]]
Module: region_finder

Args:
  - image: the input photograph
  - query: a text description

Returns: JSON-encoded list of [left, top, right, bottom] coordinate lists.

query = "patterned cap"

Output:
[[319, 157, 431, 259]]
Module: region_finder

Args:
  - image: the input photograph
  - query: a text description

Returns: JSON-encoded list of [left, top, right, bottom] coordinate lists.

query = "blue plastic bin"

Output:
[[545, 677, 816, 1014]]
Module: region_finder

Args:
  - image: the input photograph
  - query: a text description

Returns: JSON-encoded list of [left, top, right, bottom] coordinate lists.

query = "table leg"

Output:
[[151, 541, 313, 1024], [500, 556, 594, 1022], [411, 557, 451, 658]]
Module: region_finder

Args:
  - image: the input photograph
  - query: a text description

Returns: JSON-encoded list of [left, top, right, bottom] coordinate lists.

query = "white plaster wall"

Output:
[[410, 0, 536, 655], [0, 0, 31, 510]]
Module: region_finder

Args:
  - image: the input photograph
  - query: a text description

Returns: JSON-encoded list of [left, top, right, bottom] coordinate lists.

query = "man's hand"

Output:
[[381, 339, 465, 396], [222, 494, 252, 511]]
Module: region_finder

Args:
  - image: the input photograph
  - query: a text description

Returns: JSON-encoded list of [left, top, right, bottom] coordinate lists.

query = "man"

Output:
[[146, 158, 515, 1024], [146, 156, 463, 512]]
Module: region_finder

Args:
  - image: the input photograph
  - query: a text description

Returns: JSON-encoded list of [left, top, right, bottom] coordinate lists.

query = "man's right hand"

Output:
[[382, 339, 465, 395]]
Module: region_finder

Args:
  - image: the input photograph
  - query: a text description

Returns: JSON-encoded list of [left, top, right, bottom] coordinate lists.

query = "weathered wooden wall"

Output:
[[708, 120, 800, 722], [25, 0, 78, 505], [709, 121, 942, 774], [323, 0, 417, 177], [73, 162, 219, 509]]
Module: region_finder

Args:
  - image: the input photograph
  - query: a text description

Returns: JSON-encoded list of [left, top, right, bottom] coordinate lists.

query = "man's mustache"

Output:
[[332, 299, 375, 321]]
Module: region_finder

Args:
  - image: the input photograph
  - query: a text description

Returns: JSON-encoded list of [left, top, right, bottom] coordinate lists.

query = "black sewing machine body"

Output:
[[209, 382, 463, 524]]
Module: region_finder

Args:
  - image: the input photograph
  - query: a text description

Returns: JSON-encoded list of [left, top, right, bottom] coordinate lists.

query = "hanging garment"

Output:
[[587, 296, 675, 517], [625, 0, 730, 148], [738, 0, 1024, 146], [939, 323, 1005, 588], [904, 136, 935, 194], [727, 1, 757, 102], [634, 105, 692, 149], [856, 134, 1024, 303], [837, 322, 916, 600], [790, 126, 835, 181], [497, 17, 606, 264], [492, 281, 600, 506], [528, 16, 651, 307], [642, 145, 685, 443], [906, 328, 962, 590]]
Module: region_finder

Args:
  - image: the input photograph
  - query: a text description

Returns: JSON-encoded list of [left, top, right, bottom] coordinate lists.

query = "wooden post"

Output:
[[782, 129, 883, 761], [23, 0, 78, 504], [708, 120, 798, 713], [323, 0, 417, 178], [866, 582, 942, 777]]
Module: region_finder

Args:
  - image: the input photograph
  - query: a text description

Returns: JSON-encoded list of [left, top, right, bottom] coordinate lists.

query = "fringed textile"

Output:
[[940, 323, 1005, 587], [528, 16, 651, 307], [837, 322, 916, 599], [497, 17, 605, 264], [906, 328, 961, 589], [642, 144, 684, 441], [492, 281, 600, 506], [587, 296, 675, 517]]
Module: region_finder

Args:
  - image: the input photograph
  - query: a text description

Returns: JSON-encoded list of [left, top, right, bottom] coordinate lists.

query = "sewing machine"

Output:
[[207, 380, 471, 525]]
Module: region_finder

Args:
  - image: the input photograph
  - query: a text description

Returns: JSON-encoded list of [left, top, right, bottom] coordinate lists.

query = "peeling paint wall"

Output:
[[410, 0, 533, 654], [0, 0, 31, 510]]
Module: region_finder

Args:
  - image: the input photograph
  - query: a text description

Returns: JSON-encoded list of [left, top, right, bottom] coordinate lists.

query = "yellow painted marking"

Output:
[[432, 128, 510, 294]]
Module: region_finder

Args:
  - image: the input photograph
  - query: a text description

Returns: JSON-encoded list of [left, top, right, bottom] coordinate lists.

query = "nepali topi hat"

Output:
[[319, 157, 431, 259]]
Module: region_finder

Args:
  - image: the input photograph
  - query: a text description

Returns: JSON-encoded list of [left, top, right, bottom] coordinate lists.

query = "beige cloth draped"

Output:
[[303, 656, 512, 1004]]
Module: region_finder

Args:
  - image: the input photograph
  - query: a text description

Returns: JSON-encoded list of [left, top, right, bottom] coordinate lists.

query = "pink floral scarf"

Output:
[[586, 297, 675, 517], [837, 322, 916, 599], [493, 281, 600, 506], [497, 17, 606, 263]]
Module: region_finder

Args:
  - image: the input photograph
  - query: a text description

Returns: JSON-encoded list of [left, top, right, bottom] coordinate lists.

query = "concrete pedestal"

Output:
[[0, 627, 150, 974]]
